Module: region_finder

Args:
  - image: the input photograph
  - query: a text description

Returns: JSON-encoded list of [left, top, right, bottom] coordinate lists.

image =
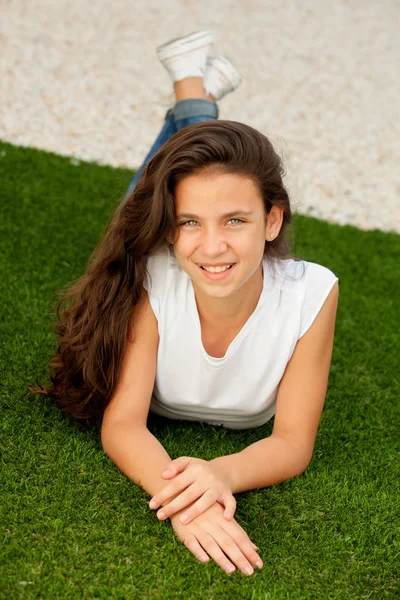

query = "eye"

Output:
[[178, 219, 244, 227], [179, 220, 198, 227]]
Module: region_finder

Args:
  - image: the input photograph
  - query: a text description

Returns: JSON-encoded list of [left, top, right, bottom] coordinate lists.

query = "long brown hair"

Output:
[[27, 120, 300, 424]]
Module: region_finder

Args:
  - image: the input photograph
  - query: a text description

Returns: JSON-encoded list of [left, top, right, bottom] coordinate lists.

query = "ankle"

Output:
[[174, 77, 208, 102]]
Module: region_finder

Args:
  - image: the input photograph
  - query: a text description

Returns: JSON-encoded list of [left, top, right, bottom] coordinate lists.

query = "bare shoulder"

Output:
[[299, 279, 339, 344]]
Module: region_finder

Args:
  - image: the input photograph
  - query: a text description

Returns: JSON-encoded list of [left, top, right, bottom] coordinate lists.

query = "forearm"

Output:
[[101, 420, 175, 505], [210, 434, 310, 495]]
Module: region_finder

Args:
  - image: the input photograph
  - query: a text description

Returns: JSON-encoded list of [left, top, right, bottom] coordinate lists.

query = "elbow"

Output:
[[101, 422, 112, 455], [292, 441, 314, 476], [288, 448, 312, 478], [296, 462, 309, 477], [100, 418, 121, 454], [100, 416, 145, 455], [100, 417, 120, 455], [288, 462, 309, 481], [274, 434, 313, 477], [296, 454, 312, 477]]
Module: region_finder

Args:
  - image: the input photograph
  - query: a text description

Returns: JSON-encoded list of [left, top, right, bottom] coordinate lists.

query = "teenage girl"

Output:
[[28, 31, 339, 577]]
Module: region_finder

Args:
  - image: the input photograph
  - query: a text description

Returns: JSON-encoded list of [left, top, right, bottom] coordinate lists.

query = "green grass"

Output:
[[1, 138, 399, 599]]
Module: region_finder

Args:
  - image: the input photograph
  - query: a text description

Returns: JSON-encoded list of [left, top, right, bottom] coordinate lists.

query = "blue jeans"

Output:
[[125, 98, 219, 197]]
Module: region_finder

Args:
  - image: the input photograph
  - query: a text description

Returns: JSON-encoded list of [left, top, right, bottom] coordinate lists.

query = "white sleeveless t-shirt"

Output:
[[143, 246, 338, 430]]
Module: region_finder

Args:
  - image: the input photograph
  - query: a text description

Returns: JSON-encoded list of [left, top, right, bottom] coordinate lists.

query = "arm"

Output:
[[102, 420, 174, 500], [210, 435, 307, 495], [210, 281, 339, 495], [101, 290, 176, 505]]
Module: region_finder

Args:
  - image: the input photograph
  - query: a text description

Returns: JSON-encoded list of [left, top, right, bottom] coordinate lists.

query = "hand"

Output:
[[149, 457, 236, 524], [170, 501, 263, 576]]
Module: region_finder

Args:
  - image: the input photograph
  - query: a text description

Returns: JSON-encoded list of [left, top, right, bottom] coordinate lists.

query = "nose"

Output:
[[200, 227, 228, 256]]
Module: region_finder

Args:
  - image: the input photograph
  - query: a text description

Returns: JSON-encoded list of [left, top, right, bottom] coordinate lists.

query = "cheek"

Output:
[[239, 232, 265, 254], [174, 228, 264, 258], [173, 236, 194, 257]]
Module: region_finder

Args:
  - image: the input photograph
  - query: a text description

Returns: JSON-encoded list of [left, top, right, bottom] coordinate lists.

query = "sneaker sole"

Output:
[[207, 55, 242, 90], [156, 30, 213, 61]]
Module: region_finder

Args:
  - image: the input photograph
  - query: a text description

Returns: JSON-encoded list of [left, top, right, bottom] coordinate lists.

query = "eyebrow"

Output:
[[176, 210, 254, 219]]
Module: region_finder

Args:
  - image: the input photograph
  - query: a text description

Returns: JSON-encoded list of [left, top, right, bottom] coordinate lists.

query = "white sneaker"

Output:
[[156, 30, 214, 83], [203, 56, 242, 101]]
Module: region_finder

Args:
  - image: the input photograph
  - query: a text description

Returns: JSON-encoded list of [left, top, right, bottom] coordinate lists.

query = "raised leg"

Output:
[[124, 77, 218, 198], [171, 97, 218, 132], [124, 112, 177, 197]]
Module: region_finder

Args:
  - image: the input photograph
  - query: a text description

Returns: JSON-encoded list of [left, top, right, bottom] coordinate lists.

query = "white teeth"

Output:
[[201, 264, 234, 273]]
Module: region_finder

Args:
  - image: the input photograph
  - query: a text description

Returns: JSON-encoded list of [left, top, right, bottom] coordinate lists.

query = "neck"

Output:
[[193, 264, 264, 326]]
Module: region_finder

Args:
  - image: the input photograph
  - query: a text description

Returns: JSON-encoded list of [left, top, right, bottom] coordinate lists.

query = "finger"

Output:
[[150, 484, 179, 510], [150, 472, 193, 510], [183, 533, 210, 564], [215, 527, 261, 575], [179, 489, 218, 524], [162, 456, 192, 479], [196, 531, 237, 575], [223, 496, 237, 520], [226, 519, 259, 552], [157, 484, 202, 520], [224, 527, 263, 571]]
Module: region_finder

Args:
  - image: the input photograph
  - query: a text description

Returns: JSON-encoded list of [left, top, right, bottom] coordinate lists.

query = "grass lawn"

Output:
[[1, 139, 399, 599]]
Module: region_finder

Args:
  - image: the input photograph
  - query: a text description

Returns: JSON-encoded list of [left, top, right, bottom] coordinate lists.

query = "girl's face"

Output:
[[173, 171, 275, 301]]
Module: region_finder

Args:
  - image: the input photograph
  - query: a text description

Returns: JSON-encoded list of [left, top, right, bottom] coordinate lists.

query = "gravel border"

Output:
[[1, 0, 399, 233]]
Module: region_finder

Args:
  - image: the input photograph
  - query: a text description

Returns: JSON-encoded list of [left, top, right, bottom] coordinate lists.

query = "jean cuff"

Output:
[[170, 98, 219, 121]]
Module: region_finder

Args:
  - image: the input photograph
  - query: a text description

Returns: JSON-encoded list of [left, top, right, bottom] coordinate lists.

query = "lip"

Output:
[[196, 263, 237, 281], [196, 262, 236, 267]]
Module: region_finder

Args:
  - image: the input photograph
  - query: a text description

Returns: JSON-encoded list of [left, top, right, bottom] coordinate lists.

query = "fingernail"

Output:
[[158, 511, 165, 519], [180, 514, 189, 523], [245, 566, 254, 575], [163, 469, 171, 475], [255, 561, 263, 569], [149, 500, 157, 509]]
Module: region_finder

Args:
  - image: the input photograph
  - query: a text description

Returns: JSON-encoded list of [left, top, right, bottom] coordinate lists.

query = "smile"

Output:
[[196, 263, 237, 280], [199, 264, 235, 273]]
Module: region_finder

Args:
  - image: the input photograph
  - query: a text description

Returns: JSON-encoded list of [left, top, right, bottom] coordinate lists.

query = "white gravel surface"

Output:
[[1, 0, 399, 234]]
